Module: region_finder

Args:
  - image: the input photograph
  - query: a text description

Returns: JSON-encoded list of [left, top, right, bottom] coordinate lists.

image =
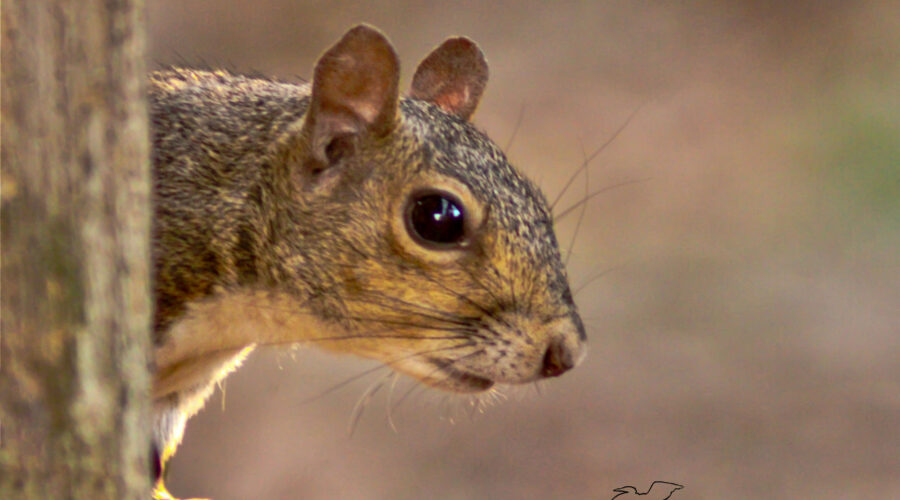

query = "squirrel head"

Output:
[[271, 25, 586, 392]]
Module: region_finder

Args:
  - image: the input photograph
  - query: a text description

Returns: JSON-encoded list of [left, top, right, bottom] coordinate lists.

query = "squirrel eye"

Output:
[[406, 191, 467, 247]]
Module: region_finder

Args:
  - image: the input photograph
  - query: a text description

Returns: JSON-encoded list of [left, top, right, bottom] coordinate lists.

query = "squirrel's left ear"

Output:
[[410, 37, 488, 121]]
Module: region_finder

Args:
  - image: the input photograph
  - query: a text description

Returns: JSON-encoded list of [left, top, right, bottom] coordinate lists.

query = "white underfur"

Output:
[[153, 345, 254, 456], [153, 289, 339, 455]]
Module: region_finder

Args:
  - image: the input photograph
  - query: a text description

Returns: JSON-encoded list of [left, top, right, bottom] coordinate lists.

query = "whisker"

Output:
[[215, 281, 474, 332], [390, 379, 430, 415], [386, 371, 401, 433], [300, 331, 469, 344], [347, 293, 481, 327], [564, 139, 590, 268], [573, 264, 622, 297], [549, 103, 644, 211], [155, 327, 474, 386], [219, 293, 481, 339], [460, 266, 513, 329], [419, 271, 495, 319], [543, 311, 575, 321], [461, 267, 501, 309], [390, 348, 487, 414], [348, 371, 392, 436], [339, 315, 481, 337], [554, 177, 650, 222], [298, 365, 389, 407], [504, 103, 527, 153], [342, 262, 500, 315], [298, 341, 476, 406], [465, 394, 483, 420]]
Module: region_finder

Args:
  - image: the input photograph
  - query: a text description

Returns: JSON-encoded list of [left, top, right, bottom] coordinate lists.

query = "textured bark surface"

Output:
[[1, 1, 152, 498]]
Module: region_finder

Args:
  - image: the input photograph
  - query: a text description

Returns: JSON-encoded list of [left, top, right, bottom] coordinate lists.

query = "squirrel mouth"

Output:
[[425, 358, 494, 393]]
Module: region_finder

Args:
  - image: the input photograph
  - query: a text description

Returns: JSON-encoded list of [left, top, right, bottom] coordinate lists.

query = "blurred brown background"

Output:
[[149, 1, 899, 498]]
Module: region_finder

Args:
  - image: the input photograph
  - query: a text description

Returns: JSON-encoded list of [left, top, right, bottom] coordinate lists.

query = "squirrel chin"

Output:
[[393, 358, 496, 393]]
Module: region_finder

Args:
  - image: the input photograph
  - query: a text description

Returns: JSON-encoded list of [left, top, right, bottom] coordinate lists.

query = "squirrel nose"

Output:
[[540, 338, 578, 378]]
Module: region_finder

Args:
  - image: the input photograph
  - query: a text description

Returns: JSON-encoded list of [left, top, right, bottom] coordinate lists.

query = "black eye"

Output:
[[406, 192, 467, 247]]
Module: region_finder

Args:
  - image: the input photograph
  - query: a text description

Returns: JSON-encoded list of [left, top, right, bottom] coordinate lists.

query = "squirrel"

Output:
[[149, 24, 586, 498]]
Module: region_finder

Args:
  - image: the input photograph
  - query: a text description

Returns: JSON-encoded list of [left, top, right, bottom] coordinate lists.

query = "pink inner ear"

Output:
[[434, 86, 470, 115], [352, 100, 379, 124]]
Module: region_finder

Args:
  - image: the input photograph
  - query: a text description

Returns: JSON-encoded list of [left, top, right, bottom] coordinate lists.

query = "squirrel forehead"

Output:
[[398, 98, 563, 272], [398, 98, 551, 222]]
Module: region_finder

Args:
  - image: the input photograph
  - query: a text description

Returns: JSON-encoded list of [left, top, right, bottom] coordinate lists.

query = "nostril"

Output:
[[540, 338, 576, 378]]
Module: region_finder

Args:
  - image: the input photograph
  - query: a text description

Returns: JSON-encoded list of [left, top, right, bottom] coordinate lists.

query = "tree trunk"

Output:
[[1, 1, 152, 498]]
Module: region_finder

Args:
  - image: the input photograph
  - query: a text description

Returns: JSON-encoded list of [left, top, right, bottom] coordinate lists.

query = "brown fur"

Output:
[[149, 25, 586, 498]]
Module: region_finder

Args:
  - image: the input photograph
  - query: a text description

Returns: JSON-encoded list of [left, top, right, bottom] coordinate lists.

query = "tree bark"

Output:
[[1, 1, 152, 498]]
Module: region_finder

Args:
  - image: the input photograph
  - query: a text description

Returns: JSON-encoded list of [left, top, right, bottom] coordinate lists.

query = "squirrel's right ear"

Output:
[[305, 25, 400, 166]]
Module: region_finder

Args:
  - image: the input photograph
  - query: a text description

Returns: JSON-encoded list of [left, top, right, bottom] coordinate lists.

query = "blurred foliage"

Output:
[[822, 103, 900, 226]]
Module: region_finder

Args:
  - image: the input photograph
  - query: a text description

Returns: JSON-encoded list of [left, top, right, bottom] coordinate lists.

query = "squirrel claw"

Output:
[[152, 480, 209, 500]]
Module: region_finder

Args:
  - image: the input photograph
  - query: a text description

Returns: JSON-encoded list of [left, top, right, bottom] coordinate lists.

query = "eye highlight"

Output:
[[406, 191, 467, 247]]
